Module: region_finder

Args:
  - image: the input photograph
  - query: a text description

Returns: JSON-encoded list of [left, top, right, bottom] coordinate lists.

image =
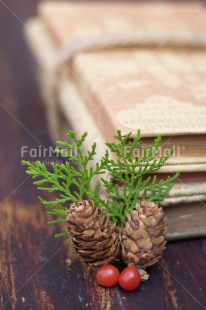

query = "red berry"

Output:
[[96, 265, 120, 287], [118, 267, 141, 291]]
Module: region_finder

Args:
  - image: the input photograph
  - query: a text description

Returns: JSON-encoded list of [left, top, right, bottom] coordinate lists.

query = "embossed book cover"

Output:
[[24, 1, 206, 239], [37, 1, 206, 165]]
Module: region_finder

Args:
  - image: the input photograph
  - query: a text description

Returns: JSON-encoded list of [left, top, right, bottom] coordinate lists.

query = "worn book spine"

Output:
[[166, 182, 206, 197], [164, 201, 206, 241], [160, 194, 206, 207]]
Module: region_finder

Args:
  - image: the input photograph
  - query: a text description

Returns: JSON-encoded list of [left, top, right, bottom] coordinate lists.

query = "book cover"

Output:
[[24, 17, 206, 175], [24, 17, 206, 240], [37, 1, 206, 164]]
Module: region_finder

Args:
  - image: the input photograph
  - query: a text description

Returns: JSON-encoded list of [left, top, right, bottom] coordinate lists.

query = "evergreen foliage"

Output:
[[22, 130, 179, 229]]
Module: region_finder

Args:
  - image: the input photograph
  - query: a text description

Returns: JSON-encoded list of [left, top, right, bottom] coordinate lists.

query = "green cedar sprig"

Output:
[[22, 130, 106, 237], [99, 130, 179, 226], [22, 129, 179, 231]]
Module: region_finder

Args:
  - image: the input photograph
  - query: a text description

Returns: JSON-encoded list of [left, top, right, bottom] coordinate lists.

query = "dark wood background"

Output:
[[0, 1, 206, 309]]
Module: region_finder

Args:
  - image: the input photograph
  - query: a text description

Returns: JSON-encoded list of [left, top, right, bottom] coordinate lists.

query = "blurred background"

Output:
[[0, 0, 51, 204]]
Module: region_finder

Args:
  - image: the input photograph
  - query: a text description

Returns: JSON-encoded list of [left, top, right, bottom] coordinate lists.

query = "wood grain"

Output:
[[0, 1, 206, 309], [1, 200, 205, 310], [0, 200, 124, 310]]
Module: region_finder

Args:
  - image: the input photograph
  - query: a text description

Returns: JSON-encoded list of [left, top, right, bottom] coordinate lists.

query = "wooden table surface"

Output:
[[0, 1, 206, 309]]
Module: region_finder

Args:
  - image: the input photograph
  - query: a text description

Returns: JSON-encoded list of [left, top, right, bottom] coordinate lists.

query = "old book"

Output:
[[24, 17, 206, 189], [165, 201, 206, 240], [24, 17, 206, 240], [37, 1, 206, 166]]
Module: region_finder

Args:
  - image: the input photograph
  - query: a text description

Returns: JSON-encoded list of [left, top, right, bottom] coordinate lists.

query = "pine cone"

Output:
[[67, 199, 120, 267], [121, 200, 167, 268]]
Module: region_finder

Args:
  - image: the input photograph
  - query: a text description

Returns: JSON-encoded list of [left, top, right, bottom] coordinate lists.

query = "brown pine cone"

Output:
[[121, 200, 167, 268], [66, 199, 120, 268]]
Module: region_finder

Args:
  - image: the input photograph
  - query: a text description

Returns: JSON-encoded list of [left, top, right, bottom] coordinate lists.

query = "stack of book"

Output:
[[24, 1, 206, 240]]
